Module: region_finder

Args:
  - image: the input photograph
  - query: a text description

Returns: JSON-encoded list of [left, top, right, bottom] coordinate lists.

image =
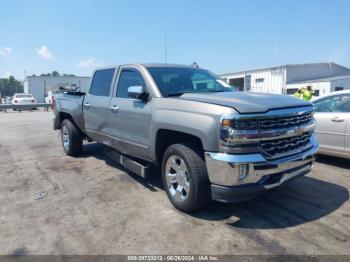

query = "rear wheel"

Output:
[[162, 143, 211, 212], [61, 119, 83, 156]]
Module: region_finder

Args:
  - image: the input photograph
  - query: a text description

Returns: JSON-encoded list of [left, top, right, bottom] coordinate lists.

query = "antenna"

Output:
[[164, 33, 168, 97], [164, 33, 168, 65]]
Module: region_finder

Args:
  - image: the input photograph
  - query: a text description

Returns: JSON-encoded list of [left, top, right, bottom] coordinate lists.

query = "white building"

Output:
[[286, 75, 350, 97], [24, 76, 90, 103], [221, 62, 350, 97]]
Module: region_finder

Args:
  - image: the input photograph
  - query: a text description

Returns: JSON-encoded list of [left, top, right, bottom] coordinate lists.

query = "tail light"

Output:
[[31, 99, 35, 103]]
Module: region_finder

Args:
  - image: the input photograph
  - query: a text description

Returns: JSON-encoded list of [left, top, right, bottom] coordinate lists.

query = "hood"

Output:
[[179, 92, 312, 114]]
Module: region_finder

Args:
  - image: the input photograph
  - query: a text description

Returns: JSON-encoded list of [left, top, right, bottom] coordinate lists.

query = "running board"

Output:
[[105, 148, 150, 178]]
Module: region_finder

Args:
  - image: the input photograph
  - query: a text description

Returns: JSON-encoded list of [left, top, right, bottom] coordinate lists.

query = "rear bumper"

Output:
[[205, 134, 319, 203]]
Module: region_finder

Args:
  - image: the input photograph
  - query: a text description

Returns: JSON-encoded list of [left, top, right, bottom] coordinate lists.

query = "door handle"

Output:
[[83, 103, 91, 109], [110, 105, 119, 112], [331, 117, 345, 122]]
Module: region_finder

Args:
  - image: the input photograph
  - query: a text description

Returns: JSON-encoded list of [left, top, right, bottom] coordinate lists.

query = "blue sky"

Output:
[[0, 0, 349, 79]]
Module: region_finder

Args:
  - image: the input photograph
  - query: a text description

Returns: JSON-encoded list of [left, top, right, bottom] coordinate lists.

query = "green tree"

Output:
[[51, 71, 60, 77], [0, 76, 24, 97], [39, 71, 62, 77]]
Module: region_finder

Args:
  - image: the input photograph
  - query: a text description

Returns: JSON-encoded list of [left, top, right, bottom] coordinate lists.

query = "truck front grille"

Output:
[[260, 112, 312, 131], [261, 132, 312, 158], [220, 107, 315, 157]]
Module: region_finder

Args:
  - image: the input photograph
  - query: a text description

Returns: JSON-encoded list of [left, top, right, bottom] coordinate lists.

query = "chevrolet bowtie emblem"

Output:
[[296, 127, 305, 136]]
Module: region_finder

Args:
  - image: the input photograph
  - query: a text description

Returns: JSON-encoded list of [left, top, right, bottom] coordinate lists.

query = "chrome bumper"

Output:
[[205, 134, 319, 188]]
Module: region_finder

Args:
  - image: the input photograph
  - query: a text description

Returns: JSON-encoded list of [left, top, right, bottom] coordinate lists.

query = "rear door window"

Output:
[[90, 69, 115, 96]]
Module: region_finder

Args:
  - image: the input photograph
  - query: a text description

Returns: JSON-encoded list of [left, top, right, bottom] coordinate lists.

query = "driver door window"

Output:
[[314, 95, 350, 113], [116, 69, 145, 98], [334, 96, 350, 112]]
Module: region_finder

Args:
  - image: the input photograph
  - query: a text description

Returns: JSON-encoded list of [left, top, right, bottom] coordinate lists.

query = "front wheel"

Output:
[[61, 119, 83, 156], [162, 143, 211, 212]]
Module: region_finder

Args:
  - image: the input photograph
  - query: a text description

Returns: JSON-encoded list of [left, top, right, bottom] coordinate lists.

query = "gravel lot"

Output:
[[0, 111, 349, 255]]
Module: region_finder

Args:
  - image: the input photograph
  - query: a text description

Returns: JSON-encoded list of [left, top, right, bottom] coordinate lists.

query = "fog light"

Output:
[[238, 164, 249, 180]]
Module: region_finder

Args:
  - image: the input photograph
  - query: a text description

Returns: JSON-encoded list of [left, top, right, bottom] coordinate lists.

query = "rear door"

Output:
[[314, 94, 350, 154], [106, 66, 152, 159], [83, 68, 116, 144]]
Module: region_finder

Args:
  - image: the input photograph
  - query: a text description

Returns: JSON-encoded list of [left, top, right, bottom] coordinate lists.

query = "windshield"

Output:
[[147, 67, 235, 97]]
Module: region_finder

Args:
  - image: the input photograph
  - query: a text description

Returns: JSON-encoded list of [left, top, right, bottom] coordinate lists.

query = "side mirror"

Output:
[[128, 85, 148, 101]]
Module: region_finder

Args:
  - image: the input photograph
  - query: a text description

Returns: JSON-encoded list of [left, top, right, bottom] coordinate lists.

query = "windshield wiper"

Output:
[[167, 91, 192, 97]]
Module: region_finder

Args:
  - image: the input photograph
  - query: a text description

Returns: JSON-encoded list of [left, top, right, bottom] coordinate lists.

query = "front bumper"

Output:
[[205, 135, 319, 203]]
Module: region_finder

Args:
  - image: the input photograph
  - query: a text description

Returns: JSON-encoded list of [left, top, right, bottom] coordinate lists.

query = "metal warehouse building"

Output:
[[286, 75, 350, 97], [23, 76, 90, 103], [221, 62, 350, 97]]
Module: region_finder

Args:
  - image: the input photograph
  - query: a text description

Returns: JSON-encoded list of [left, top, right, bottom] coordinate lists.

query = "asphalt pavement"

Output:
[[0, 111, 349, 255]]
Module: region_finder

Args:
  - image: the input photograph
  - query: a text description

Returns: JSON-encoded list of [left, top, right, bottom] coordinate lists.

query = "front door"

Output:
[[107, 67, 152, 160], [314, 93, 350, 153]]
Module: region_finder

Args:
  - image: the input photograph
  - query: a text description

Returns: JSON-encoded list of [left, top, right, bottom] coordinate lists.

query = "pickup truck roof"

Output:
[[94, 63, 197, 71]]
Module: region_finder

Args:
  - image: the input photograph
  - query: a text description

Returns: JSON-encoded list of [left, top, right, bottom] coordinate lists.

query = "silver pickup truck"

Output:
[[54, 63, 319, 212]]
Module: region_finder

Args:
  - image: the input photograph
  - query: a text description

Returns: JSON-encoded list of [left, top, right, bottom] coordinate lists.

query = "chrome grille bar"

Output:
[[261, 132, 312, 158], [260, 112, 312, 130]]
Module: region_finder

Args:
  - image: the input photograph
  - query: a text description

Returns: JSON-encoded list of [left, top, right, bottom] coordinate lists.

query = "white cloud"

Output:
[[0, 47, 12, 56], [76, 57, 103, 68], [36, 46, 54, 60]]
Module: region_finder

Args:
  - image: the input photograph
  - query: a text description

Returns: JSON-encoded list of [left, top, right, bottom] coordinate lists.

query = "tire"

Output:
[[61, 119, 83, 156], [162, 143, 211, 212]]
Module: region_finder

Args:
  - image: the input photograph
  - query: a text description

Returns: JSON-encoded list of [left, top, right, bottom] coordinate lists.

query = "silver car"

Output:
[[313, 90, 350, 159]]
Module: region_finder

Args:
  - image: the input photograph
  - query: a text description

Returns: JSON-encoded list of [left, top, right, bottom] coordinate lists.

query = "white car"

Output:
[[313, 90, 350, 159], [11, 93, 37, 109]]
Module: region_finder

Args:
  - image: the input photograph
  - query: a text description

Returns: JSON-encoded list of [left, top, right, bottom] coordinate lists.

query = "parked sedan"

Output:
[[11, 93, 37, 110], [313, 90, 350, 159]]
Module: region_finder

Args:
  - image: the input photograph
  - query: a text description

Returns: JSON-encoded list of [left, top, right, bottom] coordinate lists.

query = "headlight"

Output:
[[221, 118, 259, 130], [220, 118, 260, 141], [220, 117, 261, 154]]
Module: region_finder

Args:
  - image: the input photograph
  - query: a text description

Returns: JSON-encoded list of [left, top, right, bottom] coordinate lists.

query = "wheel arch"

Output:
[[57, 112, 86, 137], [154, 129, 204, 166]]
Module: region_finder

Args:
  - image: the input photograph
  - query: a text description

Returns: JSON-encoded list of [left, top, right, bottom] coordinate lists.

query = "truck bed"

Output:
[[54, 91, 86, 132]]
